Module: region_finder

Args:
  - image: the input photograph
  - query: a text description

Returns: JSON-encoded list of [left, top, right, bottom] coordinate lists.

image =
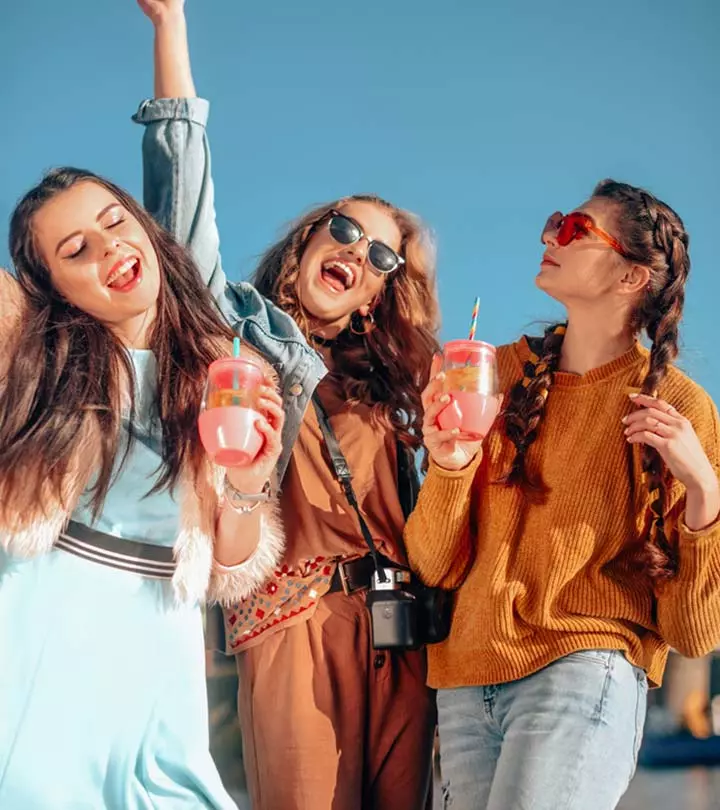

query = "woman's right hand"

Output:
[[136, 0, 185, 27], [421, 354, 485, 472]]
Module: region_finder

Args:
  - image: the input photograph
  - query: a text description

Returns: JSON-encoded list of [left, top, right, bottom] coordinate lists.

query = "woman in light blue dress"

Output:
[[0, 167, 288, 809]]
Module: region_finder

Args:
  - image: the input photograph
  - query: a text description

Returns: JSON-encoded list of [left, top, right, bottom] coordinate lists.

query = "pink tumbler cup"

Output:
[[198, 356, 265, 467], [436, 339, 501, 439]]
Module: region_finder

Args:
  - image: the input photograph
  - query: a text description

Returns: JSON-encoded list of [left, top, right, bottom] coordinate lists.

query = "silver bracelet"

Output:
[[223, 498, 262, 516], [223, 476, 272, 514]]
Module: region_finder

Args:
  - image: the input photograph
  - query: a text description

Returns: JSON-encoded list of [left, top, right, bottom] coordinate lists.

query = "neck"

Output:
[[310, 319, 349, 340], [560, 307, 636, 376], [111, 307, 155, 350], [312, 340, 335, 371]]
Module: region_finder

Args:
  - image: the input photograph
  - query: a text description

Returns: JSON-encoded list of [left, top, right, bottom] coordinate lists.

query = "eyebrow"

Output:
[[55, 202, 122, 256]]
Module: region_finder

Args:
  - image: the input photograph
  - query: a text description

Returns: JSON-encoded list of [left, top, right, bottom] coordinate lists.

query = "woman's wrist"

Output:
[[153, 8, 186, 31]]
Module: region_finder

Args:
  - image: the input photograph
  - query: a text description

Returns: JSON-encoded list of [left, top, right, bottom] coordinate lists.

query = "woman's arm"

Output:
[[206, 364, 286, 605], [631, 392, 720, 657], [134, 0, 229, 309]]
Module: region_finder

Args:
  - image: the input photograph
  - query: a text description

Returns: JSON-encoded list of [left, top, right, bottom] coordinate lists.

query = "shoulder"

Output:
[[0, 269, 26, 325], [0, 270, 27, 376], [496, 337, 528, 391], [659, 364, 719, 449]]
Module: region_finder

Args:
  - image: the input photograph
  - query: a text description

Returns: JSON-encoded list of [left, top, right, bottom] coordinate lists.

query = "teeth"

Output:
[[106, 257, 137, 287], [322, 261, 355, 288]]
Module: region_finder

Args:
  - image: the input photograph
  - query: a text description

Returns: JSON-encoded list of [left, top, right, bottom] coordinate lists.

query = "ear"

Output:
[[358, 293, 382, 317], [619, 263, 651, 297]]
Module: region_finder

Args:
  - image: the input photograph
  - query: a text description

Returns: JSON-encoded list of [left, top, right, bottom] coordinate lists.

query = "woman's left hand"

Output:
[[624, 393, 717, 493], [224, 383, 285, 496]]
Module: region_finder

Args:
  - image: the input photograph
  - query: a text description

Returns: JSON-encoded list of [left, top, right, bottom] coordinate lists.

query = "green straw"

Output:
[[232, 336, 241, 403]]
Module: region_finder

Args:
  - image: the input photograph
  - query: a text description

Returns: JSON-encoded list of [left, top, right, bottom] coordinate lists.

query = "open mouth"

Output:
[[320, 260, 356, 293], [106, 257, 143, 292]]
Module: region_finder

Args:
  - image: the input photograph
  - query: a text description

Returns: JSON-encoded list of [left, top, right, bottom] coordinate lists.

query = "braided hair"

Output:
[[502, 180, 690, 580]]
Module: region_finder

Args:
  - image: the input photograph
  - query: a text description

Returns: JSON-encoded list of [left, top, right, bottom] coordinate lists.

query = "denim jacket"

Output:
[[132, 98, 327, 482]]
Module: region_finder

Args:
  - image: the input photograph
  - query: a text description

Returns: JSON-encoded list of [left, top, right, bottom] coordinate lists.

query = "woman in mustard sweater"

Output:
[[406, 179, 720, 810]]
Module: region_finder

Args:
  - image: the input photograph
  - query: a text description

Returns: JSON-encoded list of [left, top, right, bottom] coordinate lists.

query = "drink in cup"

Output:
[[198, 352, 265, 467], [436, 339, 501, 439]]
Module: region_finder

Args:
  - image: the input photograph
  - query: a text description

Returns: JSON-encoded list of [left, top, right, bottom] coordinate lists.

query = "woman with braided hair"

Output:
[[406, 179, 720, 810]]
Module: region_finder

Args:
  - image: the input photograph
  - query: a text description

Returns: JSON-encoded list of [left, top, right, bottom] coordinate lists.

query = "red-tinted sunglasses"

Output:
[[555, 212, 627, 257]]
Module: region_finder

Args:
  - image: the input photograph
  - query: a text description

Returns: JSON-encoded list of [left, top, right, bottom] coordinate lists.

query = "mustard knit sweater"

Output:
[[405, 338, 720, 688]]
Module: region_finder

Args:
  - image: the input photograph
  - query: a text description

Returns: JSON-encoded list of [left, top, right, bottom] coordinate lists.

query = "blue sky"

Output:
[[2, 0, 718, 397]]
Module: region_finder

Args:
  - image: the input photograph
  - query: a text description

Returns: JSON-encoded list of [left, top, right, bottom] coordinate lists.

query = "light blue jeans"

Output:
[[437, 650, 648, 810]]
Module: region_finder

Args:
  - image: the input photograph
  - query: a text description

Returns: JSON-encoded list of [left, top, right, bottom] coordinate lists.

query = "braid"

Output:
[[503, 323, 566, 491], [593, 180, 690, 581], [638, 207, 690, 581]]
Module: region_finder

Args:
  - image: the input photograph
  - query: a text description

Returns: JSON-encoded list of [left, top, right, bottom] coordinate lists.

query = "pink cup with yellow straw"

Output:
[[437, 297, 502, 439]]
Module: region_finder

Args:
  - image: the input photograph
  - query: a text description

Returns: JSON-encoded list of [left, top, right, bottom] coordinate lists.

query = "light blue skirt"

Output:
[[0, 545, 237, 809]]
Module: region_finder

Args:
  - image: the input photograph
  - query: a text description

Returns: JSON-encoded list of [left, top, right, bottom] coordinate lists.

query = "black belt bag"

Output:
[[313, 395, 453, 651]]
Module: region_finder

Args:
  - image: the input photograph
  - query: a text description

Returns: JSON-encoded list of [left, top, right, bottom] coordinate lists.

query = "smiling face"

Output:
[[295, 200, 403, 335], [31, 180, 161, 346]]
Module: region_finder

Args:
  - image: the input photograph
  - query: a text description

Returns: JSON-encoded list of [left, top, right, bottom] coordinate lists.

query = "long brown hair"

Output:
[[503, 179, 690, 581], [0, 167, 234, 521], [253, 194, 440, 449]]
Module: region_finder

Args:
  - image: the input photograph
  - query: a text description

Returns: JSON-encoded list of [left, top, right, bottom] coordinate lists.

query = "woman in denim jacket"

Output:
[[136, 2, 440, 807]]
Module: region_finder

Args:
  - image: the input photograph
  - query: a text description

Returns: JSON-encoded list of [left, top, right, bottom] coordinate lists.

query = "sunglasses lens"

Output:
[[556, 219, 572, 246], [328, 215, 360, 246], [368, 242, 400, 274], [557, 214, 588, 246]]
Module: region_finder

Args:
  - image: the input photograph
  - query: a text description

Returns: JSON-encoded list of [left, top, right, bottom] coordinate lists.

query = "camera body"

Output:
[[367, 568, 420, 650], [366, 567, 453, 651]]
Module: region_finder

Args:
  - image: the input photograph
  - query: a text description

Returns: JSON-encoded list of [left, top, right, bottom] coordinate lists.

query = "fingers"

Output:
[[429, 353, 442, 380], [626, 430, 667, 450], [254, 415, 282, 461], [425, 425, 462, 445], [629, 394, 681, 418], [260, 382, 283, 407], [423, 392, 450, 429], [421, 372, 445, 411], [256, 387, 285, 431], [623, 408, 678, 429], [424, 422, 484, 450], [624, 415, 674, 440]]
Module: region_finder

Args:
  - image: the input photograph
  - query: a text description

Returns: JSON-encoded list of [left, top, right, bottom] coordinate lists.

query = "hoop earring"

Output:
[[349, 310, 375, 336]]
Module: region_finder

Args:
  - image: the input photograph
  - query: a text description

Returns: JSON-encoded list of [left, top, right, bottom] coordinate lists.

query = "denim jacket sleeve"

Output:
[[132, 97, 327, 482], [132, 97, 227, 306]]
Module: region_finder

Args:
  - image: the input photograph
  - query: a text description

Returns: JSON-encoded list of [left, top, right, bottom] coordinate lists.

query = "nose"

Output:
[[103, 236, 121, 256], [541, 211, 563, 247], [342, 237, 368, 265]]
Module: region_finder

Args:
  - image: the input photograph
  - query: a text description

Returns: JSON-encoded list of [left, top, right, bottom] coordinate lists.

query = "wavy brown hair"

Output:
[[253, 194, 440, 449], [0, 167, 234, 521], [503, 179, 690, 581]]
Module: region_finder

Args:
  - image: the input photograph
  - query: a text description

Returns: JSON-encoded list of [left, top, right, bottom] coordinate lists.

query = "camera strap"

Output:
[[312, 393, 389, 583]]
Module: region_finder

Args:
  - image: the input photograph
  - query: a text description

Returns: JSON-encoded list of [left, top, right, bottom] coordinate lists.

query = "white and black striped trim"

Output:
[[56, 521, 176, 580]]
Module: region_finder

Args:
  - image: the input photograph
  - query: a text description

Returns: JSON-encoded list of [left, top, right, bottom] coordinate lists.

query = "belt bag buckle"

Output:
[[337, 555, 366, 596]]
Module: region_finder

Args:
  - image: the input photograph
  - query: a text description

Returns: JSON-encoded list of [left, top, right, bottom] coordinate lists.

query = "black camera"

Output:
[[366, 567, 453, 651]]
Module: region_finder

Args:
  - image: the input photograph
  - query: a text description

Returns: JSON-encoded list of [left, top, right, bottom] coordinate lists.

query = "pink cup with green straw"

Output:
[[198, 337, 266, 467], [437, 297, 502, 439]]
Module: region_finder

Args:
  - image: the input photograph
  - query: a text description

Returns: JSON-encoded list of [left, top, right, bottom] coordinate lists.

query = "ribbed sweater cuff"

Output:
[[676, 511, 720, 579]]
